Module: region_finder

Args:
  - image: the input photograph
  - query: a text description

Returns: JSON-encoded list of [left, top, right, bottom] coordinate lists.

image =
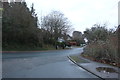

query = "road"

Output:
[[2, 47, 97, 78]]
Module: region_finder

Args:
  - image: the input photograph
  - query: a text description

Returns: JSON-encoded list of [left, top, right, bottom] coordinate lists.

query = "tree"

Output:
[[2, 1, 43, 50], [83, 24, 119, 66], [41, 11, 72, 43], [84, 24, 108, 43]]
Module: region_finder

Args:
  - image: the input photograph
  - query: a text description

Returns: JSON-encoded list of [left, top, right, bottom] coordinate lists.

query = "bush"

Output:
[[83, 35, 119, 66], [83, 25, 120, 66]]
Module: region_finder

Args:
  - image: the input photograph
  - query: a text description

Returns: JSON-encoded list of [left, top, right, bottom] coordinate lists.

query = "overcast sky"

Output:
[[25, 0, 119, 34]]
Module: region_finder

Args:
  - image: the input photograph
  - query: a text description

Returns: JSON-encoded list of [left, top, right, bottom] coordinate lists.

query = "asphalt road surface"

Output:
[[2, 47, 97, 78]]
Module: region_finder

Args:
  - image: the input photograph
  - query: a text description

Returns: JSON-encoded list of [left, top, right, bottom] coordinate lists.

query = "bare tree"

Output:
[[41, 11, 72, 41]]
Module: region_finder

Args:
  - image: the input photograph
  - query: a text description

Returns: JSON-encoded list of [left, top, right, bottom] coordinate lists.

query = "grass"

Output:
[[2, 44, 56, 51], [2, 44, 71, 51], [69, 55, 89, 63]]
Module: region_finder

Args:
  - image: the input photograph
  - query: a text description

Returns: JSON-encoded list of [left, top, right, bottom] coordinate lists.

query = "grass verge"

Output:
[[69, 55, 89, 63], [2, 45, 55, 51], [2, 44, 71, 51], [81, 53, 120, 67]]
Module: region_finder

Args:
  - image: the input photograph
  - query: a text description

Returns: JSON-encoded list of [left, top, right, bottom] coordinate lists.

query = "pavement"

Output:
[[68, 55, 120, 80]]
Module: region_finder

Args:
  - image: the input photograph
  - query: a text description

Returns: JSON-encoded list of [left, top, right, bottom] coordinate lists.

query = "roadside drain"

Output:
[[96, 67, 118, 73]]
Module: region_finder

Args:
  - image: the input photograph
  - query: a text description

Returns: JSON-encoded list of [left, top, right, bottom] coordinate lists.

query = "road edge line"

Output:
[[67, 56, 105, 80]]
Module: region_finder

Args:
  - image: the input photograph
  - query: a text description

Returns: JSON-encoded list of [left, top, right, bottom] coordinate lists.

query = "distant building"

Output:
[[72, 31, 82, 40]]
